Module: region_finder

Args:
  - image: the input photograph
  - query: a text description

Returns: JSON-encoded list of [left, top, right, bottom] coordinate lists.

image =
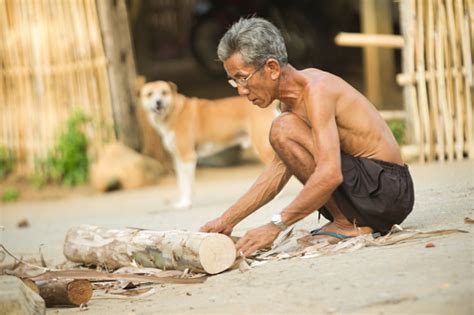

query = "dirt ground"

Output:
[[1, 159, 473, 315]]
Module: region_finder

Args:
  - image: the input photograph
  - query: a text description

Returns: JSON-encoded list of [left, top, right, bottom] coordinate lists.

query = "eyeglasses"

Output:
[[228, 62, 265, 88]]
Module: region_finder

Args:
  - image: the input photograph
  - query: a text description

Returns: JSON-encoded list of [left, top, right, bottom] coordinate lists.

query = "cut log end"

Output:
[[38, 279, 92, 307], [199, 234, 236, 274], [67, 280, 93, 306]]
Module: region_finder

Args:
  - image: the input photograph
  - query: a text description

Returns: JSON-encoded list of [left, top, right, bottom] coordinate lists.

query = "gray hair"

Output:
[[217, 17, 288, 67]]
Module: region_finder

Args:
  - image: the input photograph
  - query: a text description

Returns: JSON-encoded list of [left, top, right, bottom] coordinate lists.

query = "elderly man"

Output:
[[200, 17, 414, 257]]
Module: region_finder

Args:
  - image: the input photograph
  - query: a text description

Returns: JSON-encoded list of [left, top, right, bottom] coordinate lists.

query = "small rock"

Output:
[[425, 242, 435, 248], [17, 218, 30, 228], [186, 292, 192, 296]]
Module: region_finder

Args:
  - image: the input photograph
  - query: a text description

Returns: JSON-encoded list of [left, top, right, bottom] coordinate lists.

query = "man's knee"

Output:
[[269, 112, 301, 149]]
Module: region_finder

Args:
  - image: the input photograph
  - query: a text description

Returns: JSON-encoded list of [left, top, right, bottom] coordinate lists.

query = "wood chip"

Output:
[[464, 217, 474, 224]]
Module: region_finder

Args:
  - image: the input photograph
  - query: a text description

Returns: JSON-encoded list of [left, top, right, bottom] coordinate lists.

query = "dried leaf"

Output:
[[238, 259, 251, 273], [0, 251, 5, 264], [30, 269, 206, 284], [113, 266, 184, 277], [111, 287, 155, 297], [248, 226, 467, 263]]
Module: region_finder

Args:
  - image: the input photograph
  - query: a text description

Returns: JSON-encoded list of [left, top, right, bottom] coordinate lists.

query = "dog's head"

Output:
[[139, 81, 178, 120]]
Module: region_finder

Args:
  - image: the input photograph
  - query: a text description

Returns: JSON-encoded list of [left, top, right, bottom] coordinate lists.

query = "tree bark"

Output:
[[64, 225, 236, 274], [36, 279, 92, 307]]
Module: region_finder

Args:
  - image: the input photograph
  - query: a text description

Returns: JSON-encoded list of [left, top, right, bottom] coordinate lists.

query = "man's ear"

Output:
[[168, 81, 178, 94], [266, 58, 281, 80]]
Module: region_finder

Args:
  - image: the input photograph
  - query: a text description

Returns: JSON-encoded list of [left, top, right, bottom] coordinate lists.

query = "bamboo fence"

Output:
[[0, 0, 116, 174], [398, 0, 474, 162]]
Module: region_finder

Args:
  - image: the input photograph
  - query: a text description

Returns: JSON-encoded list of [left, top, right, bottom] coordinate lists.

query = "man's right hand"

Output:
[[199, 216, 233, 236]]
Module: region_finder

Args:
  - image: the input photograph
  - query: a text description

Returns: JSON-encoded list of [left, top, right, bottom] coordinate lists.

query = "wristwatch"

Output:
[[271, 214, 287, 231]]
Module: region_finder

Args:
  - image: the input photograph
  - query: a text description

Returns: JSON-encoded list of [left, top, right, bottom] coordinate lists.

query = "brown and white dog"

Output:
[[139, 80, 278, 208]]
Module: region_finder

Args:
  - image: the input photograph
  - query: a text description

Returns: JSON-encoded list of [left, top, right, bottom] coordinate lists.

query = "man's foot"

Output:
[[299, 222, 374, 245]]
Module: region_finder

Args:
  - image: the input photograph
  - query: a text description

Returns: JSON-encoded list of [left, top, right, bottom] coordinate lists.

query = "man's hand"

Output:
[[199, 216, 233, 235], [235, 223, 281, 257]]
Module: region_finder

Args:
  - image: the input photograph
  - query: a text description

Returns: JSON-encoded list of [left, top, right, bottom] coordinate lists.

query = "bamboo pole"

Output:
[[446, 0, 466, 160], [415, 0, 431, 162], [437, 0, 455, 161], [426, 0, 445, 162], [87, 0, 116, 147], [0, 0, 119, 172], [334, 32, 405, 48], [459, 0, 473, 159], [400, 0, 421, 152]]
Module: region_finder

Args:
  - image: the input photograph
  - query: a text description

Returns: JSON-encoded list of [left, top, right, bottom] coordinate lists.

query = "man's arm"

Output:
[[235, 83, 343, 256], [279, 84, 343, 226], [199, 154, 292, 234]]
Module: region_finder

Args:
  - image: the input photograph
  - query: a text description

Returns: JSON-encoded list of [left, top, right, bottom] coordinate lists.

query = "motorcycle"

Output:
[[190, 0, 318, 77]]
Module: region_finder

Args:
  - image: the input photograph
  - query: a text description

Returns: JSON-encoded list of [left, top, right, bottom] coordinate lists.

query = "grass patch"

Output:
[[2, 186, 19, 202], [388, 120, 406, 145], [0, 146, 15, 179], [33, 111, 90, 187]]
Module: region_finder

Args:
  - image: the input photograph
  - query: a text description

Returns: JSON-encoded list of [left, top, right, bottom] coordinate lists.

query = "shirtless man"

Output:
[[200, 17, 414, 257]]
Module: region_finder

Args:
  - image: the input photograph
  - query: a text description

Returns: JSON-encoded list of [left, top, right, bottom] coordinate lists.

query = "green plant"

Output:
[[33, 111, 90, 187], [2, 186, 19, 202], [0, 146, 15, 179], [389, 120, 406, 145]]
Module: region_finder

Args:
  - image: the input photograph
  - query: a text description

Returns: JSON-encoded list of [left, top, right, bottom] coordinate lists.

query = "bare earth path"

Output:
[[1, 160, 473, 314]]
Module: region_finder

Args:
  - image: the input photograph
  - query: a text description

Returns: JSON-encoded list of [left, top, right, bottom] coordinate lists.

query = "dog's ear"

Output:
[[167, 81, 178, 94], [135, 75, 146, 97]]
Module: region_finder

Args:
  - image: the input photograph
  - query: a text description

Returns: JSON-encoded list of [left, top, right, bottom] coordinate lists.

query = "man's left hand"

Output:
[[235, 223, 281, 257]]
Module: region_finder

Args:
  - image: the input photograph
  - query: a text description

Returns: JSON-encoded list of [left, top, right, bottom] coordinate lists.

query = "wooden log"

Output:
[[334, 32, 404, 48], [0, 275, 45, 315], [20, 278, 40, 295], [64, 225, 236, 275], [37, 279, 92, 307]]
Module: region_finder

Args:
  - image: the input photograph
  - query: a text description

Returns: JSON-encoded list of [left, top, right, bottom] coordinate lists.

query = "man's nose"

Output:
[[237, 85, 249, 96]]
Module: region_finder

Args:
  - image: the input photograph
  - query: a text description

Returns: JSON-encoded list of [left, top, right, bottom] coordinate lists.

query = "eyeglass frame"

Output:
[[227, 61, 266, 88]]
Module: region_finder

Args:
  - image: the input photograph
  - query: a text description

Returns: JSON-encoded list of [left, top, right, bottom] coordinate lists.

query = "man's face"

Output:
[[223, 53, 277, 108]]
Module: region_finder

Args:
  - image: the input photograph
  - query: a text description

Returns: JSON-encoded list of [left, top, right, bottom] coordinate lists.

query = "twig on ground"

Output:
[[0, 244, 58, 272]]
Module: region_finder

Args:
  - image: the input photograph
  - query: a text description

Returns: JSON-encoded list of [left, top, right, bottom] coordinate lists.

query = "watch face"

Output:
[[271, 214, 281, 224]]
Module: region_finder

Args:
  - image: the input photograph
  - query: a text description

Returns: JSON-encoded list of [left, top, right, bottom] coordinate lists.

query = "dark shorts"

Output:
[[319, 153, 415, 233]]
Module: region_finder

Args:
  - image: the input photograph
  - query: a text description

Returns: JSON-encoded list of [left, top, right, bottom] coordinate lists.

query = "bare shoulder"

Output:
[[300, 69, 348, 100]]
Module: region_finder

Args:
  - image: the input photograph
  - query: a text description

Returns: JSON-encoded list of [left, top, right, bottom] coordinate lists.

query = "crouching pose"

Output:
[[200, 17, 414, 256]]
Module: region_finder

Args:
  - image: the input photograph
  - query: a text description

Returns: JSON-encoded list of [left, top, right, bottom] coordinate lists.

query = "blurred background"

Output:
[[130, 0, 402, 105], [0, 0, 472, 201]]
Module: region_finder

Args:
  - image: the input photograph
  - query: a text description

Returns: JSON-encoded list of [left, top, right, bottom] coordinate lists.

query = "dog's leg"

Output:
[[173, 157, 196, 209]]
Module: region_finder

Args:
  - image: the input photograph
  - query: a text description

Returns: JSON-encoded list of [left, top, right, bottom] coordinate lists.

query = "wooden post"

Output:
[[64, 225, 236, 275], [361, 0, 397, 108], [399, 0, 420, 148], [96, 0, 141, 150]]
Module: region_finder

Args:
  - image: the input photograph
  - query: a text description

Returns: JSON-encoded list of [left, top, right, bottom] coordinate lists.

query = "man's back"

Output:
[[294, 69, 403, 165]]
